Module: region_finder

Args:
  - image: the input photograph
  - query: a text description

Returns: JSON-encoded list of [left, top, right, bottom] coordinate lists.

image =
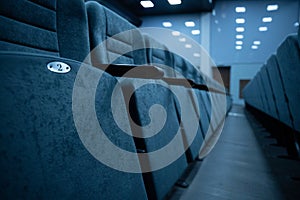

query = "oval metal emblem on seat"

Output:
[[47, 61, 71, 74]]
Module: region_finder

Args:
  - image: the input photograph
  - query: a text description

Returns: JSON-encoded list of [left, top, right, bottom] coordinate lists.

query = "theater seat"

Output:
[[276, 34, 300, 132], [266, 55, 292, 128], [86, 2, 189, 199], [143, 34, 204, 162], [0, 53, 148, 199], [0, 0, 90, 62], [243, 74, 265, 112], [259, 65, 278, 119], [0, 0, 148, 199]]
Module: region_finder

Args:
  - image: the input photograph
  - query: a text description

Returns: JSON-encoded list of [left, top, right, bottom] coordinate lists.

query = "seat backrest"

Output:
[[0, 0, 148, 199], [276, 34, 300, 132], [298, 27, 300, 47], [0, 0, 90, 62], [86, 2, 193, 199], [86, 1, 146, 65], [143, 34, 175, 77], [266, 55, 292, 127]]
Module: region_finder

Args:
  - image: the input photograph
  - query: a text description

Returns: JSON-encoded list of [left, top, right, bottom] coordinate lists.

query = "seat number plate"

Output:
[[47, 61, 71, 74]]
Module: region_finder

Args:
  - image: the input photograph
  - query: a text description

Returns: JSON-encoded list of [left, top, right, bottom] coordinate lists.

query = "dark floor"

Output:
[[169, 105, 300, 200]]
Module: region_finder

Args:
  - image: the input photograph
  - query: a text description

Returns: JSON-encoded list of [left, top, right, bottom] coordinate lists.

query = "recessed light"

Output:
[[236, 41, 243, 45], [235, 7, 246, 13], [236, 18, 245, 24], [294, 22, 300, 27], [262, 17, 272, 23], [236, 27, 245, 32], [236, 35, 244, 39], [185, 21, 195, 27], [251, 45, 258, 49], [193, 53, 201, 57], [168, 0, 182, 5], [253, 41, 261, 45], [179, 37, 186, 42], [212, 9, 216, 16], [140, 1, 154, 8], [162, 22, 172, 27], [191, 30, 201, 35], [259, 26, 268, 31], [185, 44, 192, 48], [236, 46, 242, 50], [172, 31, 181, 36], [267, 4, 278, 11]]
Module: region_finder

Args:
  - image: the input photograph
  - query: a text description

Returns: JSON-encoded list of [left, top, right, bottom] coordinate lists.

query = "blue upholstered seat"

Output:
[[276, 34, 300, 132], [86, 2, 189, 199], [266, 55, 292, 128], [259, 65, 278, 119], [0, 0, 148, 199]]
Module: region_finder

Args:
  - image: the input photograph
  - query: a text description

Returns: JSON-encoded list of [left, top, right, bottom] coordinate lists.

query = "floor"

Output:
[[169, 105, 300, 200]]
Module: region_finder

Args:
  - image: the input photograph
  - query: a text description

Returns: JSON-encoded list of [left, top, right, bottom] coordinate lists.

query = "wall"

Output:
[[140, 0, 300, 104], [211, 0, 299, 104], [211, 0, 299, 65], [141, 14, 215, 77]]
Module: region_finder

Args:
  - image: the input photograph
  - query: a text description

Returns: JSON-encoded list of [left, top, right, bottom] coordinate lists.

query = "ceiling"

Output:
[[118, 0, 214, 16], [89, 0, 298, 26], [89, 0, 215, 26]]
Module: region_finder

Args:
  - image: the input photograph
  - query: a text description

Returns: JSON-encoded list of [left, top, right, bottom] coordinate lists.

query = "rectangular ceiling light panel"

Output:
[[259, 26, 268, 31], [236, 27, 245, 32], [168, 0, 182, 5], [262, 17, 272, 22], [162, 22, 172, 27], [267, 4, 278, 11], [236, 35, 244, 39], [140, 1, 154, 8], [235, 7, 246, 13], [236, 18, 245, 24], [191, 30, 201, 35], [185, 21, 196, 27]]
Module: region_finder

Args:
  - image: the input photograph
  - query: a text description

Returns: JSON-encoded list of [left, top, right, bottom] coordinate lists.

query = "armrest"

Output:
[[96, 64, 164, 79], [207, 87, 227, 95], [162, 77, 209, 91], [95, 63, 228, 95], [161, 77, 192, 87]]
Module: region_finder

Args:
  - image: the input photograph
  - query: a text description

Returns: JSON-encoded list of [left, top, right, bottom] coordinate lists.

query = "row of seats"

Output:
[[243, 28, 300, 157], [0, 0, 232, 199]]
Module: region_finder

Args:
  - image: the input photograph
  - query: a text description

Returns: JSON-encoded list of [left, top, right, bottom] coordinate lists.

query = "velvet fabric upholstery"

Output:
[[298, 27, 300, 47], [124, 81, 188, 199], [0, 0, 148, 198], [243, 33, 300, 156], [259, 65, 278, 118], [276, 35, 300, 131], [0, 0, 233, 199], [257, 72, 270, 113], [243, 34, 300, 131], [0, 0, 58, 56], [86, 1, 146, 65], [197, 91, 212, 136], [243, 75, 265, 111], [143, 34, 175, 78], [266, 55, 292, 127], [56, 0, 91, 62], [86, 2, 190, 199], [0, 0, 90, 62], [0, 52, 147, 199], [143, 34, 204, 162]]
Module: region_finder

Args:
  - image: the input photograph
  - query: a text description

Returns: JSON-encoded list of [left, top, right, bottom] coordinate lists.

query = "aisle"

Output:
[[180, 105, 285, 200]]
